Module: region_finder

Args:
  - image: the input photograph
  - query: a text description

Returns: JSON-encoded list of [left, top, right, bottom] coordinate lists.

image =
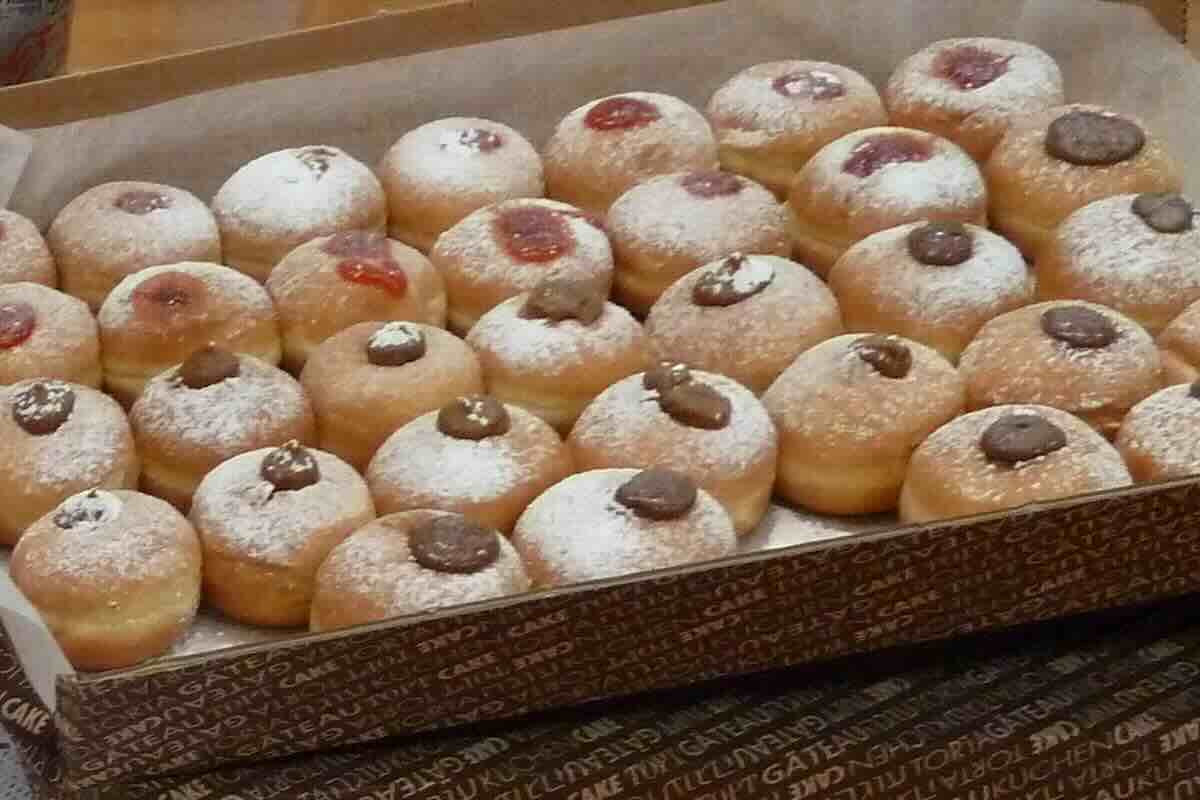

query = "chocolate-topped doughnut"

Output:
[[0, 380, 139, 545], [0, 282, 102, 388], [511, 468, 736, 587], [301, 321, 484, 470], [885, 38, 1064, 161], [762, 333, 965, 515], [430, 198, 614, 334], [379, 117, 544, 253], [310, 510, 530, 632], [1117, 383, 1200, 482], [47, 181, 220, 311], [900, 404, 1132, 523], [567, 367, 777, 535], [212, 146, 387, 282], [97, 262, 281, 405], [266, 231, 447, 371], [828, 221, 1035, 362], [959, 300, 1162, 437], [0, 210, 56, 288], [645, 254, 843, 392], [607, 170, 791, 314], [706, 61, 888, 197], [543, 92, 719, 216], [788, 126, 988, 276], [985, 104, 1181, 258]]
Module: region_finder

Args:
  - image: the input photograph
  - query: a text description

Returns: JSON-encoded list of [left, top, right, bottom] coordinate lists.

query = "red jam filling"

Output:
[[132, 272, 206, 319], [0, 302, 35, 349], [771, 70, 846, 100], [493, 206, 574, 263], [933, 46, 1013, 90], [842, 133, 933, 178], [455, 128, 503, 152], [681, 171, 744, 198], [336, 260, 408, 297], [584, 96, 661, 131]]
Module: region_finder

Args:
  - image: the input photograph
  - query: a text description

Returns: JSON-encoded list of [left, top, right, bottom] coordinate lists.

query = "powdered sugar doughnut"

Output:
[[266, 231, 447, 371], [212, 146, 387, 282], [828, 221, 1034, 362], [379, 118, 544, 253], [608, 170, 791, 314], [311, 510, 530, 632], [1117, 383, 1200, 482], [645, 254, 842, 393], [706, 61, 888, 197], [511, 468, 736, 587], [48, 182, 221, 311], [430, 198, 614, 334], [789, 127, 987, 276], [98, 262, 281, 406], [543, 92, 718, 216], [885, 38, 1064, 162], [0, 380, 139, 545], [1158, 300, 1200, 385], [190, 442, 375, 627], [0, 282, 101, 388], [900, 404, 1132, 523], [0, 210, 56, 288]]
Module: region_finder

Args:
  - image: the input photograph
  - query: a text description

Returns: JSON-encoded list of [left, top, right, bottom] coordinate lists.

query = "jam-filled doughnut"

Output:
[[97, 262, 281, 406], [0, 380, 139, 545], [0, 210, 56, 288], [568, 364, 777, 535], [266, 231, 447, 371], [47, 182, 221, 311], [1117, 382, 1200, 482], [0, 282, 101, 388], [645, 253, 842, 393], [11, 489, 202, 670], [762, 333, 964, 515], [885, 38, 1065, 162], [828, 221, 1035, 362], [1036, 193, 1200, 335], [985, 104, 1181, 257], [301, 321, 484, 470], [310, 510, 529, 632], [543, 92, 719, 216], [706, 60, 888, 197], [900, 404, 1133, 523], [212, 146, 387, 282], [788, 126, 987, 276], [465, 276, 650, 433], [512, 468, 736, 587], [379, 117, 544, 253], [430, 198, 614, 334], [130, 348, 316, 511], [959, 300, 1162, 437], [190, 441, 375, 627], [1158, 299, 1200, 385], [607, 170, 791, 314]]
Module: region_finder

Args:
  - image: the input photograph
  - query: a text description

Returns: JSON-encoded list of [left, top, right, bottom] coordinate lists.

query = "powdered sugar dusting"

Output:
[[1117, 384, 1200, 478], [369, 321, 423, 350], [98, 262, 274, 327], [0, 283, 98, 372], [382, 118, 543, 196]]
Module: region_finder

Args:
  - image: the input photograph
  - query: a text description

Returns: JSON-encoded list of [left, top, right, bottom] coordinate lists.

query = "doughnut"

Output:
[[644, 253, 842, 393], [607, 170, 791, 314], [211, 146, 387, 282], [0, 210, 56, 287], [47, 181, 221, 311], [1157, 299, 1200, 384], [1036, 193, 1200, 335], [885, 38, 1064, 161], [189, 441, 375, 627], [1117, 382, 1200, 482], [0, 380, 139, 545], [762, 333, 964, 515], [788, 126, 987, 276], [97, 262, 281, 406], [366, 395, 573, 533], [265, 231, 447, 371], [543, 92, 718, 216], [959, 300, 1162, 438], [511, 468, 736, 587], [985, 104, 1181, 258], [300, 321, 484, 471], [706, 61, 888, 197], [567, 364, 777, 535], [0, 282, 101, 388], [900, 404, 1133, 523], [430, 198, 614, 334], [10, 489, 201, 670], [129, 347, 316, 511], [378, 117, 544, 253], [310, 510, 529, 632], [827, 221, 1035, 362], [465, 276, 650, 433]]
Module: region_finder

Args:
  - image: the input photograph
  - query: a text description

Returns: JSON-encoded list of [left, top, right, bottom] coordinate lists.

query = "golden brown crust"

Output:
[[0, 210, 56, 288], [0, 283, 101, 388], [1115, 384, 1200, 483]]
